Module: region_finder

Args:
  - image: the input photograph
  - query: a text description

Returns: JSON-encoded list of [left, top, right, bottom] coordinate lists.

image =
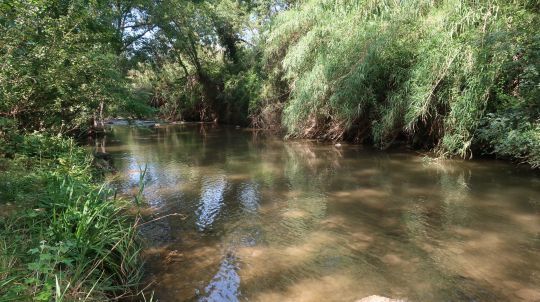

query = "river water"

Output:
[[98, 124, 539, 302]]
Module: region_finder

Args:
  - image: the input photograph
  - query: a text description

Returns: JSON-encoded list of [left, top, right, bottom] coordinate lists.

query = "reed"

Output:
[[256, 0, 539, 166]]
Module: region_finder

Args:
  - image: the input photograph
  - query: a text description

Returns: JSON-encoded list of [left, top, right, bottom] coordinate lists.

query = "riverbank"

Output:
[[104, 118, 540, 170], [0, 134, 144, 301]]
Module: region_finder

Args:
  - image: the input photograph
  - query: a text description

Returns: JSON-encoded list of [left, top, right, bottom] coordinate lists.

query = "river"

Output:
[[97, 124, 539, 302]]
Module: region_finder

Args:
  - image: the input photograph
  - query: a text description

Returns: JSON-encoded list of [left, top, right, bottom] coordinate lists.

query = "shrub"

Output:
[[255, 0, 540, 165], [0, 135, 143, 301]]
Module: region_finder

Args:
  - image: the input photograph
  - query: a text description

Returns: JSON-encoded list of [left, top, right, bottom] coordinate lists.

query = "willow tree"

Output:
[[255, 0, 539, 166]]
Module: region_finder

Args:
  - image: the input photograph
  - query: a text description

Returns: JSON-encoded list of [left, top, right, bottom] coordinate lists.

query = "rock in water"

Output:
[[94, 151, 111, 160]]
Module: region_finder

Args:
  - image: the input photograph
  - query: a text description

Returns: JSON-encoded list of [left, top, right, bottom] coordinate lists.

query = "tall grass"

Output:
[[257, 0, 540, 166], [0, 134, 144, 301]]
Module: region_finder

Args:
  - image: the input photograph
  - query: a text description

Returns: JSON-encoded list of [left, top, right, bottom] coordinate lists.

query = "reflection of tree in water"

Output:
[[199, 255, 241, 302], [103, 125, 540, 302], [265, 142, 344, 244], [403, 165, 472, 242], [439, 170, 472, 229]]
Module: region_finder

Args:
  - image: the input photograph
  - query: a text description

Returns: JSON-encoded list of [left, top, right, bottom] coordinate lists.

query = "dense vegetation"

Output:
[[0, 0, 538, 299], [3, 0, 536, 166], [0, 130, 143, 300], [0, 0, 149, 134], [0, 1, 148, 299], [257, 0, 540, 167]]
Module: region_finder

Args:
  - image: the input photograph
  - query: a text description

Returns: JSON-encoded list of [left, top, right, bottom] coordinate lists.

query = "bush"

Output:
[[476, 112, 540, 167], [255, 0, 540, 165], [0, 135, 143, 301]]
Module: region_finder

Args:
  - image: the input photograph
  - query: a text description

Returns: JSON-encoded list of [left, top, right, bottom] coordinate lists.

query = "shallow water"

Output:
[[99, 124, 540, 302]]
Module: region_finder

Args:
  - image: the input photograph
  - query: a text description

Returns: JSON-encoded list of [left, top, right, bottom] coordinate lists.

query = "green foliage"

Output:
[[257, 0, 540, 165], [0, 0, 151, 134], [477, 112, 540, 167], [0, 117, 21, 155], [0, 135, 143, 301], [125, 0, 267, 124], [129, 62, 204, 121], [220, 48, 265, 125]]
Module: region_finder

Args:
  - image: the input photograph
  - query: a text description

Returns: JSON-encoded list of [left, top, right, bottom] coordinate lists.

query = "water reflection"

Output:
[[98, 125, 540, 302], [196, 175, 227, 231], [199, 255, 240, 302], [239, 182, 259, 214]]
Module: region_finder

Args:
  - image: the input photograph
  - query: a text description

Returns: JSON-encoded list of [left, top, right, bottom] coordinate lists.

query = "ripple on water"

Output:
[[103, 125, 540, 302], [196, 175, 227, 231]]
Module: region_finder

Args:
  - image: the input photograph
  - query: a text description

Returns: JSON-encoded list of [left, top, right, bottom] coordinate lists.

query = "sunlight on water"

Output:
[[102, 125, 540, 302], [197, 175, 227, 231], [239, 182, 260, 214]]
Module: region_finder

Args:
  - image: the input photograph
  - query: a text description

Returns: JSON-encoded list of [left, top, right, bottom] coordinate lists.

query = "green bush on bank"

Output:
[[0, 133, 143, 301], [476, 112, 540, 168], [255, 0, 540, 166]]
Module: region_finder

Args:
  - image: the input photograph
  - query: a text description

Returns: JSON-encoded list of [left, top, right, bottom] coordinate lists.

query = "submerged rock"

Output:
[[94, 151, 111, 160], [93, 152, 114, 172], [356, 295, 407, 302]]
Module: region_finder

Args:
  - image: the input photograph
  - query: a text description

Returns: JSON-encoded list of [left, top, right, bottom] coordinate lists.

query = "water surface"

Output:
[[99, 124, 539, 302]]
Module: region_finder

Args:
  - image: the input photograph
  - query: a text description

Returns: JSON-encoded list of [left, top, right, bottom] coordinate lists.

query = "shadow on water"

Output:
[[98, 124, 540, 302]]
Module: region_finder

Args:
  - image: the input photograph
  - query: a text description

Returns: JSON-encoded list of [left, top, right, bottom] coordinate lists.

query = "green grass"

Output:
[[0, 134, 144, 301]]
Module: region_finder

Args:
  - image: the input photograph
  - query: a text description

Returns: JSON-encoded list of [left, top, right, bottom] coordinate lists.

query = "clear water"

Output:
[[98, 124, 540, 302]]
